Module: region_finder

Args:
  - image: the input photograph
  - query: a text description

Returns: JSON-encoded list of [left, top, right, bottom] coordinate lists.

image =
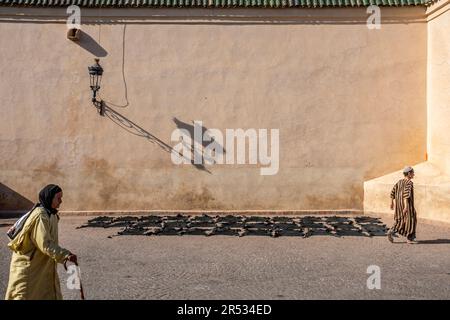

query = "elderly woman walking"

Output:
[[5, 184, 77, 300], [387, 167, 419, 244]]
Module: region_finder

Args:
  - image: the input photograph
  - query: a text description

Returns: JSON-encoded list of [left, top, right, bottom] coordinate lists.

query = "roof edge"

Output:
[[0, 0, 438, 9]]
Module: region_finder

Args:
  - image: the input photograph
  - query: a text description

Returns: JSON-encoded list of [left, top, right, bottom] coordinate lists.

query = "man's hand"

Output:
[[402, 206, 408, 215]]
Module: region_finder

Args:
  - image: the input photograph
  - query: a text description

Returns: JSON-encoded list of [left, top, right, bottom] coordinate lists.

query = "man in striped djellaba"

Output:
[[387, 166, 418, 244]]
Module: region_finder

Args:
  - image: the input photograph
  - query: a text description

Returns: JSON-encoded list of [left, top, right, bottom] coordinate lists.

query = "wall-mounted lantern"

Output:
[[88, 58, 104, 116]]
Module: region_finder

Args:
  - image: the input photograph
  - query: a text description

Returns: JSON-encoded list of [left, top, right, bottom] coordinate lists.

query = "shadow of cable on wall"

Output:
[[101, 103, 211, 174], [102, 24, 129, 109]]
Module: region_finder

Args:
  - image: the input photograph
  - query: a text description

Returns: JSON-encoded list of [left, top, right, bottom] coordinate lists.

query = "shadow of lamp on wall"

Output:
[[88, 58, 105, 116], [85, 57, 210, 173]]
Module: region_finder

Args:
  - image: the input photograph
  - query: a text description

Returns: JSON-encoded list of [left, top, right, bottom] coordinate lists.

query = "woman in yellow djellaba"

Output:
[[5, 184, 77, 300]]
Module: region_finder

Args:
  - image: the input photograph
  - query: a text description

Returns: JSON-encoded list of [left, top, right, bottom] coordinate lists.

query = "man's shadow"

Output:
[[101, 103, 211, 174], [418, 239, 450, 244], [390, 237, 450, 245]]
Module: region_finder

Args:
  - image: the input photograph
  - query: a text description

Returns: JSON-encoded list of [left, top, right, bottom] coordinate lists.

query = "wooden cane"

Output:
[[76, 263, 85, 300], [64, 260, 85, 300]]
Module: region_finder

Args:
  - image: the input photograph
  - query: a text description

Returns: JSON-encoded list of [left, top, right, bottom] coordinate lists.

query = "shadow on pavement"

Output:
[[418, 239, 450, 244]]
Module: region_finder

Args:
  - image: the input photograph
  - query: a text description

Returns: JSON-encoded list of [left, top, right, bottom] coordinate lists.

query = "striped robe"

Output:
[[390, 178, 417, 240]]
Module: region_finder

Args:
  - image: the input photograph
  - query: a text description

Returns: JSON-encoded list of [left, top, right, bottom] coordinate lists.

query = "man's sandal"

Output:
[[387, 231, 394, 243]]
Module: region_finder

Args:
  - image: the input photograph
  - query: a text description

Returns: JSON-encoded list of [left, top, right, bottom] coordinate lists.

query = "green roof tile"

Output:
[[0, 0, 436, 6]]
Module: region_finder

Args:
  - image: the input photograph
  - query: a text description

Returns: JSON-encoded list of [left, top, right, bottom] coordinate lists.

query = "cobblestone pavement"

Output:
[[1, 214, 450, 300]]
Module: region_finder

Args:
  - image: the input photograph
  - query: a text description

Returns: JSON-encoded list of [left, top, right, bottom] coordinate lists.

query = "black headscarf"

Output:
[[38, 184, 62, 215]]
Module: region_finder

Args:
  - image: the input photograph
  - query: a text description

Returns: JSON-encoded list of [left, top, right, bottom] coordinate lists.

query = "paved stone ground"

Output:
[[1, 214, 450, 300]]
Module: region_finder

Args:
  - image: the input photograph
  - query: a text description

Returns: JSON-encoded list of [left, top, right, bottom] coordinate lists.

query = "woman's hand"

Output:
[[67, 254, 78, 265], [63, 253, 78, 270]]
